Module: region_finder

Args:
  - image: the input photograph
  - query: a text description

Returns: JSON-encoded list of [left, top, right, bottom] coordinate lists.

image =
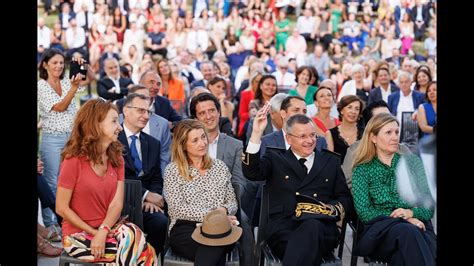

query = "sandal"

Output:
[[37, 237, 63, 257]]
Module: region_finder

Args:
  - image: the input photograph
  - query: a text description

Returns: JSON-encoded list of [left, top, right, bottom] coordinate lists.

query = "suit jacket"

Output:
[[242, 147, 353, 239], [217, 134, 246, 196], [119, 130, 163, 196], [190, 79, 206, 90], [152, 95, 183, 122], [219, 117, 234, 137], [97, 77, 133, 101], [119, 113, 171, 176], [260, 130, 328, 158], [410, 4, 430, 24], [367, 85, 400, 105], [394, 6, 411, 22], [387, 90, 425, 116]]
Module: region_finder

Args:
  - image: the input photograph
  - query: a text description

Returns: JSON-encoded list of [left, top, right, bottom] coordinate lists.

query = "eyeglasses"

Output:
[[288, 132, 318, 140], [126, 106, 153, 115]]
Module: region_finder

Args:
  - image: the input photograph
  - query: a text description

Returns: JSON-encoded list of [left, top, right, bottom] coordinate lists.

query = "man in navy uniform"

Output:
[[242, 105, 353, 266]]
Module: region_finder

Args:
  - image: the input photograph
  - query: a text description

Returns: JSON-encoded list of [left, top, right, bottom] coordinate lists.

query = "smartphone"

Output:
[[69, 60, 87, 80]]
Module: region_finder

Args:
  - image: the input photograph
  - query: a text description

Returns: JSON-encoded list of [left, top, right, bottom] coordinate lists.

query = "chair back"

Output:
[[122, 179, 144, 230]]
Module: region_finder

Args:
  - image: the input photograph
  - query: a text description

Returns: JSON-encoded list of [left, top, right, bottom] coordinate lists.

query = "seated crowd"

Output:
[[37, 0, 437, 264]]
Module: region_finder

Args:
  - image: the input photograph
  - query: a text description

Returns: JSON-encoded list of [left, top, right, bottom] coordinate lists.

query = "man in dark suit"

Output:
[[368, 66, 400, 105], [139, 70, 183, 123], [98, 43, 121, 79], [119, 93, 168, 257], [190, 61, 218, 90], [117, 84, 172, 176], [249, 96, 328, 226], [189, 92, 255, 266], [410, 0, 430, 41], [97, 58, 133, 101], [387, 71, 425, 122], [242, 111, 353, 265]]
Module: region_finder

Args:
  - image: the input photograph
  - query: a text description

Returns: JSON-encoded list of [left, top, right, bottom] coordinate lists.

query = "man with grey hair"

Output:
[[242, 110, 353, 265], [245, 93, 288, 145], [190, 61, 218, 90], [98, 57, 134, 101], [139, 70, 183, 122], [387, 71, 425, 123]]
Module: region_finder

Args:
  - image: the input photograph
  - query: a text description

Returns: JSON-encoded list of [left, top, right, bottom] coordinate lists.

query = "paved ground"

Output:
[[37, 225, 371, 266]]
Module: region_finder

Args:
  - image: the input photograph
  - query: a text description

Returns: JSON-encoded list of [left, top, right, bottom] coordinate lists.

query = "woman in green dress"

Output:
[[351, 113, 436, 265], [330, 0, 346, 35], [274, 9, 290, 53], [288, 66, 318, 105]]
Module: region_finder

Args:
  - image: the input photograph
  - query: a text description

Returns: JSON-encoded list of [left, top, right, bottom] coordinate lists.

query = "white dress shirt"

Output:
[[380, 84, 392, 103], [208, 133, 220, 159], [108, 76, 121, 94], [396, 91, 415, 123]]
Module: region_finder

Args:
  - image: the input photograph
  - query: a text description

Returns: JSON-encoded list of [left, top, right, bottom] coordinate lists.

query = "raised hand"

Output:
[[251, 103, 271, 136]]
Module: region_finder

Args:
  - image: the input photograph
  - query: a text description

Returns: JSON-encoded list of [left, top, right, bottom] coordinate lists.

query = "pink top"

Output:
[[58, 156, 124, 236]]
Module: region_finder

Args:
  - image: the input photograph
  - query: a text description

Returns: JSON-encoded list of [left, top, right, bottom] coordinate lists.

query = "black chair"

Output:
[[59, 179, 145, 266], [255, 184, 344, 266], [349, 218, 389, 266], [163, 183, 243, 266]]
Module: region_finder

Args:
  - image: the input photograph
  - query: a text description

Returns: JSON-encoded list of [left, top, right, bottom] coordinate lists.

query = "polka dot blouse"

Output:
[[163, 159, 238, 231], [37, 79, 80, 134]]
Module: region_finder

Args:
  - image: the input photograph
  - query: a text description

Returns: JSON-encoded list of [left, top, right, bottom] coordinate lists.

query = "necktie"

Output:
[[130, 135, 142, 175], [299, 158, 308, 175]]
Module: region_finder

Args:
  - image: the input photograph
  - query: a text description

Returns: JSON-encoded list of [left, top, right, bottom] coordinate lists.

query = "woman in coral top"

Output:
[[237, 71, 263, 138], [157, 59, 186, 113], [56, 99, 158, 265]]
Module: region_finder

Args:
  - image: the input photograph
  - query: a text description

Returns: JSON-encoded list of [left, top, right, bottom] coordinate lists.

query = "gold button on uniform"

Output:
[[313, 193, 318, 197], [284, 175, 289, 180], [295, 192, 300, 195]]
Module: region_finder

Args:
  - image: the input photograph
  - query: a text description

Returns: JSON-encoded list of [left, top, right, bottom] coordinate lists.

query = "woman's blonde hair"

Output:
[[171, 119, 213, 181], [352, 113, 399, 168]]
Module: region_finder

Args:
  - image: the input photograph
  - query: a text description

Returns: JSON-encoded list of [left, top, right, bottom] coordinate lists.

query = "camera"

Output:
[[69, 60, 88, 80]]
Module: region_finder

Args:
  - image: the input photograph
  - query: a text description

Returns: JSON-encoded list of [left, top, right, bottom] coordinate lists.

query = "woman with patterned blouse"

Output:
[[37, 48, 87, 233], [351, 113, 436, 265], [163, 120, 239, 265]]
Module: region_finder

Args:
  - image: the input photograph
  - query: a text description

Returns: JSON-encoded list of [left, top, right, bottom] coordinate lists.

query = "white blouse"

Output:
[[37, 79, 82, 134], [163, 159, 238, 230]]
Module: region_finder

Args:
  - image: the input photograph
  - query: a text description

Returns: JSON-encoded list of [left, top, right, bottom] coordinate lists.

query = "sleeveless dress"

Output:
[[329, 126, 363, 164]]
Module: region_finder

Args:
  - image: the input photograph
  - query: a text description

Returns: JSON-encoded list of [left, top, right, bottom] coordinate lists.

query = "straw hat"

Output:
[[191, 210, 242, 246]]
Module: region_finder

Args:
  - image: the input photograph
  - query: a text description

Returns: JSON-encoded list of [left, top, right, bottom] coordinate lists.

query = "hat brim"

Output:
[[191, 226, 242, 246]]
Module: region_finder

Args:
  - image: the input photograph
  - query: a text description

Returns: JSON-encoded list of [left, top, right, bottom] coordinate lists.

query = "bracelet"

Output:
[[99, 224, 111, 233]]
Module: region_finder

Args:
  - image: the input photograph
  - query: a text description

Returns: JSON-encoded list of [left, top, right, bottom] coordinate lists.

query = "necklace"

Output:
[[338, 126, 357, 144]]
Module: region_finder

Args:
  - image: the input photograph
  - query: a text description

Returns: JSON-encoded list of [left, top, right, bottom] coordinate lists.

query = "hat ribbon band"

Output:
[[200, 227, 232, 239]]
